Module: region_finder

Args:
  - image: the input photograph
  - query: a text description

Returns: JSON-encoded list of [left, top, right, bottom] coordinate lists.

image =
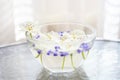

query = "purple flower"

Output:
[[60, 52, 69, 57], [54, 46, 60, 50], [47, 50, 53, 55], [77, 49, 82, 53], [53, 52, 58, 56], [55, 49, 58, 52], [35, 34, 40, 39], [80, 43, 90, 51], [58, 32, 64, 36], [37, 49, 41, 54]]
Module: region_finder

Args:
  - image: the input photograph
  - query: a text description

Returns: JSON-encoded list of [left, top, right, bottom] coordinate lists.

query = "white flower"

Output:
[[20, 22, 39, 33], [70, 30, 87, 41], [46, 31, 61, 42]]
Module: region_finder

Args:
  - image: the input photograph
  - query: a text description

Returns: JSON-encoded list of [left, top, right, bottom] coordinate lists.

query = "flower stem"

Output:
[[35, 54, 40, 58], [40, 54, 43, 64], [82, 52, 86, 60], [25, 31, 28, 36], [87, 50, 90, 56], [30, 33, 32, 38], [70, 54, 75, 69], [35, 54, 43, 64], [62, 56, 66, 70]]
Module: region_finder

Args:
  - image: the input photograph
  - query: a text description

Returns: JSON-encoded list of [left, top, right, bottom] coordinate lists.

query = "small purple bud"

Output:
[[60, 53, 65, 56], [53, 52, 58, 56], [47, 52, 50, 55], [77, 49, 82, 53], [36, 35, 40, 39], [58, 32, 64, 36], [64, 52, 69, 56], [37, 49, 41, 54], [47, 50, 53, 55], [60, 52, 69, 57], [55, 46, 58, 49], [80, 43, 90, 51], [55, 46, 60, 50]]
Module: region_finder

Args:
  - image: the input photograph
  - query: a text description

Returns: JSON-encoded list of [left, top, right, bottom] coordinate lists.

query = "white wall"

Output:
[[0, 0, 15, 45], [0, 0, 103, 45], [1, 0, 120, 45]]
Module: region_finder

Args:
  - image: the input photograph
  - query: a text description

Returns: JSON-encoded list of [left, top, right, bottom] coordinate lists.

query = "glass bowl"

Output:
[[24, 22, 96, 73]]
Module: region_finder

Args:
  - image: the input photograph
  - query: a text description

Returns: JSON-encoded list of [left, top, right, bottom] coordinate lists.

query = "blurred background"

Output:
[[0, 0, 120, 45]]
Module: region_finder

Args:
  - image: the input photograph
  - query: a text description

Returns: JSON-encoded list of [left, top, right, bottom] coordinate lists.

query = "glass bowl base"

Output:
[[36, 67, 89, 80]]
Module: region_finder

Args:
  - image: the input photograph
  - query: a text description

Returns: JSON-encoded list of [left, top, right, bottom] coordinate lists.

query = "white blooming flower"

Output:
[[20, 22, 40, 33], [70, 30, 86, 39]]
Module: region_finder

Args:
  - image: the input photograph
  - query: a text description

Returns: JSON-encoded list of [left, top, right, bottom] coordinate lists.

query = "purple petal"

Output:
[[36, 35, 40, 39], [77, 49, 82, 53], [60, 53, 65, 56], [60, 52, 69, 56], [53, 52, 58, 56], [80, 43, 90, 51], [47, 52, 50, 55], [58, 32, 64, 36], [55, 49, 58, 52], [80, 43, 88, 48], [37, 49, 41, 54], [47, 50, 53, 55], [54, 46, 60, 50]]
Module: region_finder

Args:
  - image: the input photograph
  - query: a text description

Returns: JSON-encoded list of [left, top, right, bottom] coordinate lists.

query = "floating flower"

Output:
[[20, 22, 39, 33], [20, 22, 40, 39], [70, 30, 86, 40], [47, 31, 60, 42]]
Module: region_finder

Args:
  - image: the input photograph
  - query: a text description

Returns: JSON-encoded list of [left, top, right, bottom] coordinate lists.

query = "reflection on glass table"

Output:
[[0, 40, 120, 80]]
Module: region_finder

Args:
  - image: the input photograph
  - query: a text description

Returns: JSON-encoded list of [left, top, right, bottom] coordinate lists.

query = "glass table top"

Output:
[[0, 40, 120, 80]]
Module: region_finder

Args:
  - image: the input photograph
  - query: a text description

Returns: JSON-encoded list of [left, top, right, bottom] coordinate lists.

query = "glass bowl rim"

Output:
[[26, 22, 96, 42]]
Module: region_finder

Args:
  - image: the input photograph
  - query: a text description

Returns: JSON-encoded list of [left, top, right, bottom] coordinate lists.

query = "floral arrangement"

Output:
[[22, 22, 91, 70]]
